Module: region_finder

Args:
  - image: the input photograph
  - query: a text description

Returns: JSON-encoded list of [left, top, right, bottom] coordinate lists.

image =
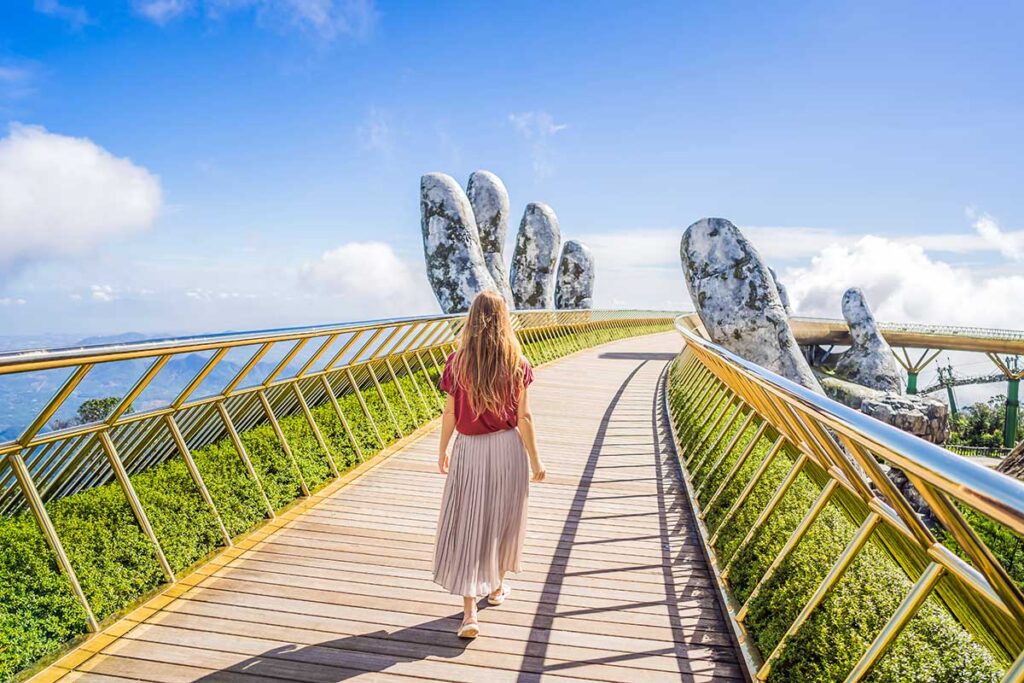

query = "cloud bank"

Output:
[[0, 124, 162, 272], [301, 241, 435, 319], [783, 236, 1024, 330]]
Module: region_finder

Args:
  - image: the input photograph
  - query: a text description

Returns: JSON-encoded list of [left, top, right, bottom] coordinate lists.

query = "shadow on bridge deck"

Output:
[[40, 333, 743, 683]]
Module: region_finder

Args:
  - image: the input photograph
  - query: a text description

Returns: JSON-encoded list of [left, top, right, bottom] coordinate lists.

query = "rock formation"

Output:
[[680, 217, 822, 393], [420, 172, 496, 313], [555, 240, 595, 310], [510, 203, 561, 310], [466, 171, 514, 306], [820, 375, 949, 444], [996, 440, 1024, 480], [833, 288, 904, 393], [768, 267, 792, 314]]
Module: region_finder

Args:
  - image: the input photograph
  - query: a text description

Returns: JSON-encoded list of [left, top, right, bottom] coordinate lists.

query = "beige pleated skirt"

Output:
[[433, 428, 530, 597]]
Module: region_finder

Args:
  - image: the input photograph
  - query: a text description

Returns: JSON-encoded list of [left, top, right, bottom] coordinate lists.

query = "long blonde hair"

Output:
[[452, 291, 525, 417]]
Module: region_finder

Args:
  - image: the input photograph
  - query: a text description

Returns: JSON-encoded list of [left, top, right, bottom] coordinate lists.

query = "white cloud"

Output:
[[356, 106, 393, 153], [783, 236, 1024, 330], [508, 111, 568, 180], [0, 297, 26, 305], [132, 0, 193, 23], [968, 210, 1022, 261], [301, 241, 435, 317], [137, 0, 378, 40], [0, 123, 162, 271], [33, 0, 92, 28], [90, 284, 116, 302], [0, 62, 38, 103]]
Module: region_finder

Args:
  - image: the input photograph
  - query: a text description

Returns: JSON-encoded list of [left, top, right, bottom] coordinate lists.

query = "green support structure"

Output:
[[945, 384, 958, 418], [1004, 377, 1019, 449], [906, 371, 918, 394]]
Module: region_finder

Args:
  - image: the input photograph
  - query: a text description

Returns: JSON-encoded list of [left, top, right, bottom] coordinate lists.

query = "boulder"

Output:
[[833, 288, 904, 393], [555, 240, 595, 310], [466, 171, 514, 306], [680, 217, 822, 393], [510, 203, 561, 309], [420, 172, 496, 313]]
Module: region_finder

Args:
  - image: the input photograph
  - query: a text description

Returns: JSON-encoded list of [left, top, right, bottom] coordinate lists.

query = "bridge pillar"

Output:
[[987, 353, 1023, 449], [907, 371, 918, 394], [1005, 377, 1019, 449]]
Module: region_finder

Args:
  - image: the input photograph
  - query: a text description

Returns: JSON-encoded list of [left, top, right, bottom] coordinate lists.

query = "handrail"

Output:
[[0, 308, 678, 651], [677, 311, 1024, 354], [668, 316, 1024, 681]]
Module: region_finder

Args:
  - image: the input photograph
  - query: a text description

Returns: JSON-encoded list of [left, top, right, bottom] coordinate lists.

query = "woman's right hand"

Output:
[[531, 461, 547, 483], [438, 450, 450, 474]]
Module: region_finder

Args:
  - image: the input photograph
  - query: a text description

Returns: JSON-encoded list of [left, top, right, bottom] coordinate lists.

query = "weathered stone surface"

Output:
[[821, 372, 949, 525], [466, 170, 514, 306], [860, 393, 950, 444], [420, 172, 496, 313], [833, 287, 904, 393], [768, 267, 792, 314], [555, 240, 595, 310], [996, 441, 1024, 481], [510, 203, 560, 310], [820, 374, 949, 444], [680, 217, 822, 393]]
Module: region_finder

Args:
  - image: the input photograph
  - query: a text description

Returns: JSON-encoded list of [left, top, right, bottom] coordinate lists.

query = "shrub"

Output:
[[668, 358, 1003, 682], [1, 321, 670, 680]]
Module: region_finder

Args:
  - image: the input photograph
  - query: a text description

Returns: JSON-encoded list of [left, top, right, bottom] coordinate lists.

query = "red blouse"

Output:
[[439, 353, 534, 435]]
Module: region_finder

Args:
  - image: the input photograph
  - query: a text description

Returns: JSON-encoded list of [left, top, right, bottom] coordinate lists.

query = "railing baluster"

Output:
[[843, 562, 945, 682], [97, 430, 176, 581], [7, 452, 99, 631]]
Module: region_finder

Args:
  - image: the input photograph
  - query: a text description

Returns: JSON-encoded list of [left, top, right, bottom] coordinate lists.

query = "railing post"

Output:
[[164, 414, 233, 547], [843, 563, 945, 682], [319, 375, 365, 463], [346, 368, 386, 449], [400, 355, 433, 418], [757, 512, 881, 679], [256, 390, 310, 497], [97, 430, 176, 581], [366, 361, 404, 437], [216, 401, 275, 518], [7, 453, 99, 631], [291, 383, 339, 478]]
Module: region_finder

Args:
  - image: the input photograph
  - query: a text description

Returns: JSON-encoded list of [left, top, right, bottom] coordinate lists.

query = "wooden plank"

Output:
[[39, 332, 744, 683]]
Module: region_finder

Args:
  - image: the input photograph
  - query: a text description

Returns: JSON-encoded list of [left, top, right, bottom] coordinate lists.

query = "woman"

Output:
[[433, 290, 547, 638]]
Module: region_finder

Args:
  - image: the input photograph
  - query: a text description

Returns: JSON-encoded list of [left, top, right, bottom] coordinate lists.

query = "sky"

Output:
[[0, 0, 1022, 398]]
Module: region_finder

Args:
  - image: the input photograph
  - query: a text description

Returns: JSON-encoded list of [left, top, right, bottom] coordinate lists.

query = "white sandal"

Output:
[[457, 620, 480, 639], [487, 583, 511, 606]]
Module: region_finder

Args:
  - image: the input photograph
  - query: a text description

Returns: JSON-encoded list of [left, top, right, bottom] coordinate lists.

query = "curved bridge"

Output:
[[3, 312, 1023, 683], [27, 331, 743, 682]]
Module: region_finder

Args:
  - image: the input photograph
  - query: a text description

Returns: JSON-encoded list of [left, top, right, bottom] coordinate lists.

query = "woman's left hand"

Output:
[[438, 451, 450, 474]]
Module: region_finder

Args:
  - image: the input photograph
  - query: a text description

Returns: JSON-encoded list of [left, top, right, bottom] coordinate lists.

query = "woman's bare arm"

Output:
[[517, 387, 546, 482], [437, 394, 456, 474]]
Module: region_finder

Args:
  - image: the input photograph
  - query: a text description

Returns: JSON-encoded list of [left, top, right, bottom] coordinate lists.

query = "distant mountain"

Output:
[[0, 351, 277, 442], [75, 332, 153, 347]]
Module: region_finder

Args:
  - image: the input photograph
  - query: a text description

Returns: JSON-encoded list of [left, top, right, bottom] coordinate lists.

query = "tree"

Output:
[[948, 395, 1016, 449], [74, 397, 121, 424], [49, 397, 128, 430]]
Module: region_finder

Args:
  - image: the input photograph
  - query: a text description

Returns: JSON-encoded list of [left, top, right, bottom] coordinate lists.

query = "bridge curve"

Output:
[[35, 332, 743, 683]]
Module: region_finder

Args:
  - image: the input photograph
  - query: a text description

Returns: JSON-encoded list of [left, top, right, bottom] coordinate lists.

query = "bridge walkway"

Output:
[[42, 333, 743, 683]]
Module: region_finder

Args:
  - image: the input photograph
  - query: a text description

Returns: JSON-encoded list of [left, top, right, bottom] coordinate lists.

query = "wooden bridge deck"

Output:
[[39, 332, 743, 683]]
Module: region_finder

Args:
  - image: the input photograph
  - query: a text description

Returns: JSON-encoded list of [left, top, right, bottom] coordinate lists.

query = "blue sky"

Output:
[[1, 0, 1023, 358]]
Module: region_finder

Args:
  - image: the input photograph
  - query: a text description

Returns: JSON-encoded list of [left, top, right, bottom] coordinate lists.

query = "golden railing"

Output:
[[666, 317, 1024, 682], [0, 309, 676, 641]]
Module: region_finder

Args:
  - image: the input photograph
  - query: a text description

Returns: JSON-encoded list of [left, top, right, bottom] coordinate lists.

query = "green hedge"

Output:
[[1, 320, 670, 680], [668, 359, 1004, 683]]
